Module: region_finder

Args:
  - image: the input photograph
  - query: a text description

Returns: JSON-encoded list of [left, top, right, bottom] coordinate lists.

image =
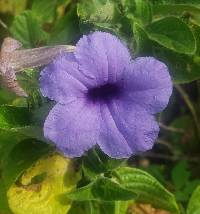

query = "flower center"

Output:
[[87, 83, 121, 102]]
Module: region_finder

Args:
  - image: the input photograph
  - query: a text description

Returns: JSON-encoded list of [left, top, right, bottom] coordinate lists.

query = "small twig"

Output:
[[139, 152, 200, 163], [156, 139, 174, 151], [159, 122, 185, 134], [0, 18, 8, 29], [175, 84, 200, 138]]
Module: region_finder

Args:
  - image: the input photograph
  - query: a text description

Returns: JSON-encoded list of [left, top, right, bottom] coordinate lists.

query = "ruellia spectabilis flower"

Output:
[[40, 32, 172, 159]]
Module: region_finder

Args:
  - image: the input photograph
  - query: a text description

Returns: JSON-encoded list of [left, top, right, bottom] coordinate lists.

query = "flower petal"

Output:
[[98, 103, 132, 159], [121, 57, 172, 114], [98, 100, 159, 158], [43, 99, 100, 157], [75, 32, 131, 86], [40, 53, 88, 104]]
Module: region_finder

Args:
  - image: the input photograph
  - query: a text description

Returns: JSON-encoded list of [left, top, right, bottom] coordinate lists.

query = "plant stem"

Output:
[[175, 84, 200, 139], [0, 18, 8, 29], [159, 122, 184, 134], [139, 152, 200, 163]]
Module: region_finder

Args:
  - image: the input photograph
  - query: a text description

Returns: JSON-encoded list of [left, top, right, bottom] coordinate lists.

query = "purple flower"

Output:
[[40, 32, 172, 159]]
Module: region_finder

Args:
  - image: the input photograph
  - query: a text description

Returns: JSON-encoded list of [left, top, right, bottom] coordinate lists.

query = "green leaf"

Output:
[[10, 126, 46, 142], [146, 16, 196, 54], [0, 105, 45, 141], [0, 95, 48, 145], [0, 130, 27, 163], [184, 180, 200, 196], [0, 0, 26, 15], [133, 23, 152, 54], [152, 4, 200, 24], [99, 201, 130, 214], [174, 178, 200, 203], [7, 154, 80, 214], [17, 69, 40, 96], [1, 139, 52, 189], [153, 46, 200, 83], [68, 167, 179, 212], [91, 201, 130, 214], [10, 11, 48, 48], [77, 0, 133, 48], [17, 68, 45, 109], [187, 186, 200, 214], [31, 101, 54, 126], [77, 0, 116, 25], [0, 137, 51, 213], [49, 6, 81, 45], [143, 164, 166, 185], [134, 0, 152, 26], [192, 24, 200, 56], [82, 149, 124, 179], [114, 167, 179, 213], [171, 161, 190, 190], [0, 180, 12, 214], [67, 202, 86, 214], [0, 89, 16, 105], [31, 0, 56, 23], [67, 176, 136, 202], [0, 105, 29, 129], [68, 200, 130, 214]]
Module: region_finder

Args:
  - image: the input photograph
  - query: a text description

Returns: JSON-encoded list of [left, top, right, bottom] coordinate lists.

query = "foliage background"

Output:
[[1, 0, 200, 213]]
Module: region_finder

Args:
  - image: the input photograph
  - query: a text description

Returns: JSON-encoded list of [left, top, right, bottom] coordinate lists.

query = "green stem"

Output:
[[0, 18, 8, 29], [159, 122, 184, 134], [175, 84, 200, 139]]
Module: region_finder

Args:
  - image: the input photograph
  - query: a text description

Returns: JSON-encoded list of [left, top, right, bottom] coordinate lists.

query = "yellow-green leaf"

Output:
[[187, 186, 200, 214], [7, 154, 80, 214], [0, 0, 26, 15]]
